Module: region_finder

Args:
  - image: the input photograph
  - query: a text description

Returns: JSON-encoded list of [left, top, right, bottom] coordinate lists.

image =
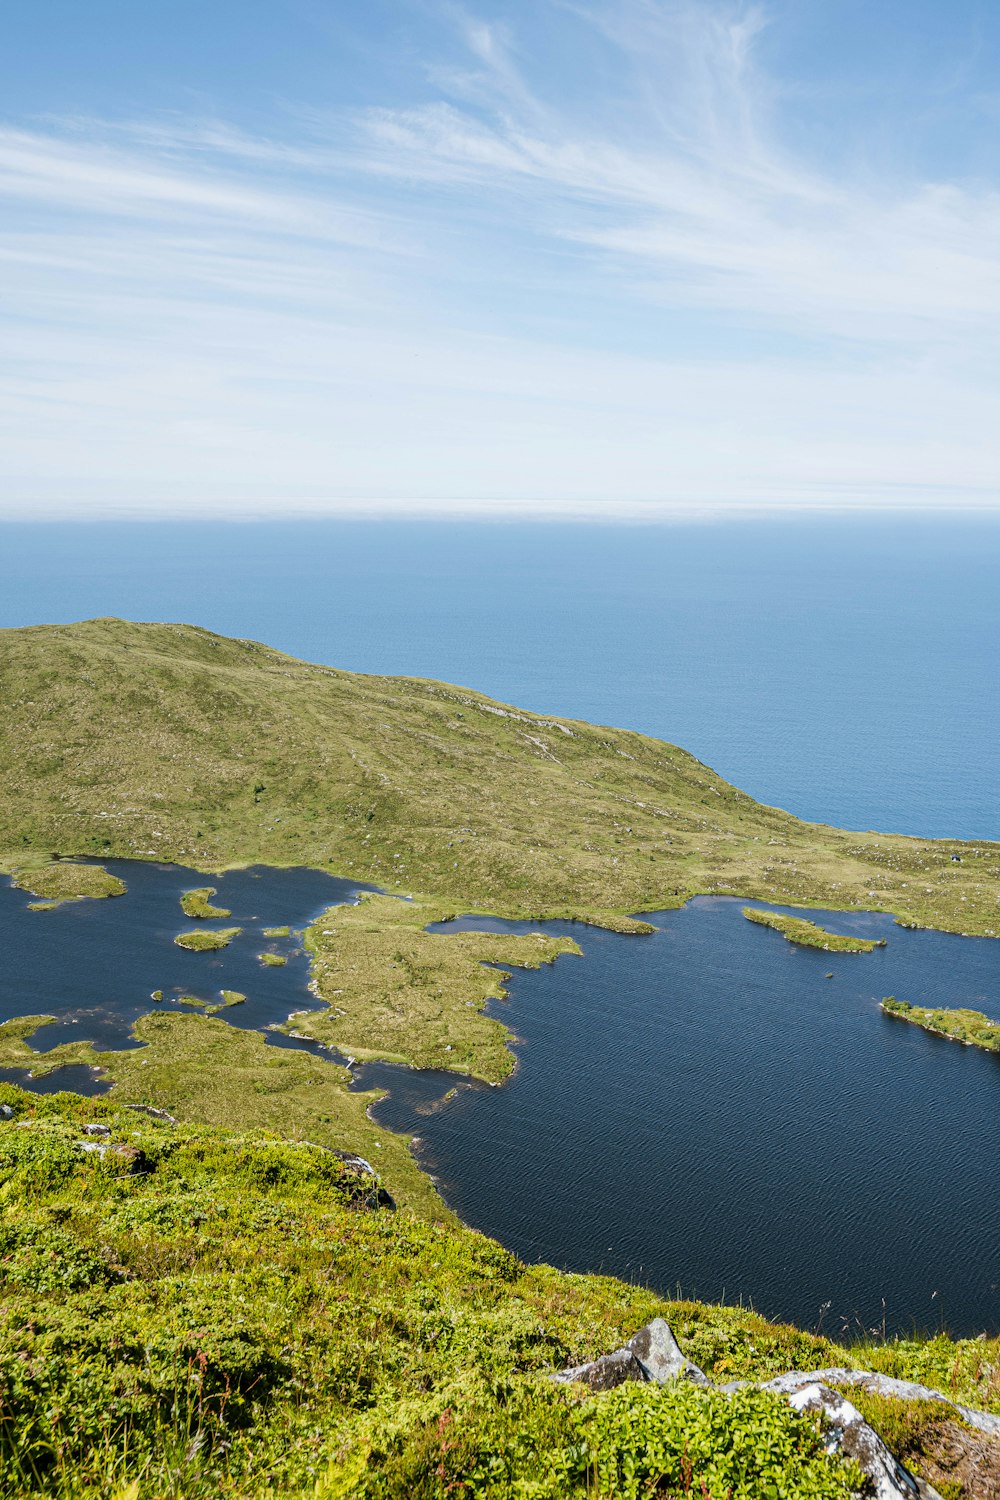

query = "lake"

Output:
[[1, 862, 997, 1339]]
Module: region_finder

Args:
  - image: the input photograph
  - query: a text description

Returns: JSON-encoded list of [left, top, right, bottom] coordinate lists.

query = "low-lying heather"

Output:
[[1, 1086, 997, 1499]]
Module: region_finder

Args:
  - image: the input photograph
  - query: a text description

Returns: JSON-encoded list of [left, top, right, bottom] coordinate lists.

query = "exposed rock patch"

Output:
[[788, 1382, 941, 1499], [552, 1319, 1000, 1498]]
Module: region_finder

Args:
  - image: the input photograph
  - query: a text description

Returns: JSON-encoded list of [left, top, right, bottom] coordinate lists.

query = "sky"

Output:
[[3, 0, 1000, 519]]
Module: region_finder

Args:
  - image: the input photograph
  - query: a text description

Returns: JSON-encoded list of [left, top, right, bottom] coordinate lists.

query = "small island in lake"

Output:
[[174, 926, 241, 951], [742, 906, 885, 952], [180, 885, 231, 918], [882, 997, 1000, 1052]]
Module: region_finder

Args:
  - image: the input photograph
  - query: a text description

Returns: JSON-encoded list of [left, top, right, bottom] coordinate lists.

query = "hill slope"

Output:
[[0, 617, 996, 934], [2, 1084, 997, 1499]]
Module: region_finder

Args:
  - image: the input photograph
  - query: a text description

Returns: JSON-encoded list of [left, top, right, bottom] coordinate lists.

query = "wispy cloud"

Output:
[[1, 1, 999, 516]]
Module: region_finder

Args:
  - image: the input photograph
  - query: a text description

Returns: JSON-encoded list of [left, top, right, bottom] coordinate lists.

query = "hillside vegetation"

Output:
[[2, 1085, 998, 1499], [1, 618, 997, 935]]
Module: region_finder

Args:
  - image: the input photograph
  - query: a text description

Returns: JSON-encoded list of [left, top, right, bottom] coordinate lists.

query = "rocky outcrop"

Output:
[[552, 1319, 1000, 1498], [552, 1317, 709, 1392], [758, 1368, 1000, 1438], [787, 1383, 942, 1500]]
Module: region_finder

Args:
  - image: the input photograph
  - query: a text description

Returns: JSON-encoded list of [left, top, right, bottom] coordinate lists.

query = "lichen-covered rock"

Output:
[[553, 1317, 709, 1391], [763, 1368, 1000, 1438], [553, 1345, 646, 1392], [627, 1317, 710, 1386], [788, 1383, 943, 1500]]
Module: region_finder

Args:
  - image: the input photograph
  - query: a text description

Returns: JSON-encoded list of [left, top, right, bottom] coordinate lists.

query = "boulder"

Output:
[[553, 1318, 708, 1391], [788, 1383, 943, 1500], [554, 1346, 646, 1392], [628, 1317, 710, 1386]]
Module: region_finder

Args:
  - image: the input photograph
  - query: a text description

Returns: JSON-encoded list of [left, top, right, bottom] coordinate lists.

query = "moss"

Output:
[[180, 885, 231, 918], [743, 906, 885, 951], [174, 926, 241, 952], [882, 998, 1000, 1052]]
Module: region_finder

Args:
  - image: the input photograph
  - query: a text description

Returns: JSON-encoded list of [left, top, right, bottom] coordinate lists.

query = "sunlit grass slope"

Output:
[[2, 1084, 997, 1499], [1, 618, 997, 935]]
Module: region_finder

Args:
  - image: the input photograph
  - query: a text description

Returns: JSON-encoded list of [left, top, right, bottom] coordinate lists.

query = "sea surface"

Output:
[[1, 862, 997, 1338], [1, 514, 998, 839]]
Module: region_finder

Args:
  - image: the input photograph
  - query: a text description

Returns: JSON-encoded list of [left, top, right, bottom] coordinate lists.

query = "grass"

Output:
[[0, 1011, 442, 1219], [299, 892, 580, 1081], [2, 1085, 997, 1499], [180, 886, 232, 918], [175, 927, 242, 952], [173, 990, 247, 1015], [259, 951, 287, 967], [263, 925, 291, 938], [881, 998, 1000, 1053], [0, 618, 996, 938], [8, 858, 126, 905], [742, 906, 886, 952]]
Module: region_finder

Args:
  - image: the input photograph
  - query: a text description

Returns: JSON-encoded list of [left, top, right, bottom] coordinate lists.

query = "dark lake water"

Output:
[[0, 859, 370, 1055], [363, 900, 1000, 1340], [2, 862, 997, 1338]]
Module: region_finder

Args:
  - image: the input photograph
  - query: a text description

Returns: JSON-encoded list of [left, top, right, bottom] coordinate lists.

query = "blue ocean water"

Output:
[[1, 515, 997, 840]]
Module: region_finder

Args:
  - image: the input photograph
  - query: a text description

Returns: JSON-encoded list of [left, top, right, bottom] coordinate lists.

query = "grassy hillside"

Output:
[[1, 618, 997, 935], [2, 1084, 997, 1499]]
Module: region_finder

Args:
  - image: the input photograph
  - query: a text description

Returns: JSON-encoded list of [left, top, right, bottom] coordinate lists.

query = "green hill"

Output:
[[1, 618, 997, 935], [2, 1084, 997, 1499]]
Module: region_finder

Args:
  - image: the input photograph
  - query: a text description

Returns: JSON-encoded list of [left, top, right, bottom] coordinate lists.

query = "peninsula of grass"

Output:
[[299, 891, 580, 1081], [174, 925, 241, 952], [179, 885, 231, 918], [882, 998, 1000, 1053], [742, 906, 886, 952], [0, 1010, 440, 1217], [0, 618, 996, 940], [1, 1083, 998, 1499]]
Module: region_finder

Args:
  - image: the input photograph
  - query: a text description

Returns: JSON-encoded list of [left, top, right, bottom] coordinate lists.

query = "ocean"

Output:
[[2, 513, 998, 841]]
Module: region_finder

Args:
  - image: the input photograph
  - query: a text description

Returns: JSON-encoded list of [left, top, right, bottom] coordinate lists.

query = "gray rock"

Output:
[[0, 1104, 13, 1120], [787, 1383, 943, 1500], [553, 1347, 646, 1392], [628, 1318, 710, 1386], [83, 1123, 111, 1136], [553, 1318, 708, 1391], [122, 1103, 178, 1124], [764, 1368, 1000, 1439]]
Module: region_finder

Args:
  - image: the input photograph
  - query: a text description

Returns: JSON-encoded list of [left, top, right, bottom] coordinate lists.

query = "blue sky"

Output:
[[3, 0, 1000, 517]]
